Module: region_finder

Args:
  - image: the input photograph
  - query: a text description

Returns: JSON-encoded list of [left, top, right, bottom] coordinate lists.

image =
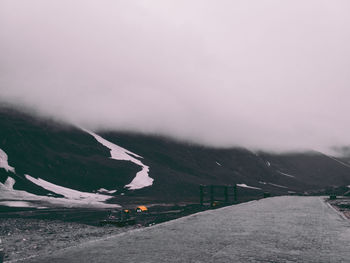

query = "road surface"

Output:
[[25, 197, 350, 262]]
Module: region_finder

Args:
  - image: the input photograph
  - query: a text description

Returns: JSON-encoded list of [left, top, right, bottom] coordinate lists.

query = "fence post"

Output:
[[233, 184, 237, 202], [224, 186, 228, 203], [210, 185, 214, 207], [200, 185, 204, 205]]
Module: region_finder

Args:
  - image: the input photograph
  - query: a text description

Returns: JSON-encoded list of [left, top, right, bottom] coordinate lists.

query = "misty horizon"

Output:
[[1, 1, 350, 154]]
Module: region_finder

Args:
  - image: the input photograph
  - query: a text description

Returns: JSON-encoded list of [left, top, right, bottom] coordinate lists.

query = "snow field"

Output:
[[84, 129, 154, 190]]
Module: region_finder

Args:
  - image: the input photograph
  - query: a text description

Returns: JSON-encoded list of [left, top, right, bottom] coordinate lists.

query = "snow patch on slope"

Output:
[[237, 184, 261, 190], [25, 175, 111, 202], [0, 176, 119, 208], [216, 162, 222, 166], [125, 166, 151, 190], [4, 176, 15, 188], [0, 148, 15, 173], [84, 129, 154, 190], [97, 188, 117, 194], [0, 201, 38, 208]]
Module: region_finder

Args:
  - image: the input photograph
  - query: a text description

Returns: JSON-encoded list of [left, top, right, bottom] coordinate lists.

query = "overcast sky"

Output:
[[1, 1, 350, 153]]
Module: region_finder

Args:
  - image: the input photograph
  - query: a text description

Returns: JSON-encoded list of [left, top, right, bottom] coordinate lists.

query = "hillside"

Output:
[[1, 106, 350, 208]]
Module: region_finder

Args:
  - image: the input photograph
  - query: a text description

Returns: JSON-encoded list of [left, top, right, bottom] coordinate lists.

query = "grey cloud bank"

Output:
[[1, 0, 350, 153]]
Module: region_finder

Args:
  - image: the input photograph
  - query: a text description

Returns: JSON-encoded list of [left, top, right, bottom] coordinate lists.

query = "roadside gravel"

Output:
[[0, 218, 136, 262], [328, 197, 350, 219]]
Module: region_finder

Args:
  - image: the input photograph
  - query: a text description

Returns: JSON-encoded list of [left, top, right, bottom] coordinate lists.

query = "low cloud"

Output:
[[1, 0, 350, 153]]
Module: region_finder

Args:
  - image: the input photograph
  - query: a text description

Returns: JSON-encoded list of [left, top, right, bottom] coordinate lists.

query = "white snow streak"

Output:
[[277, 171, 295, 178], [97, 188, 117, 194], [268, 183, 288, 189], [84, 129, 154, 190], [327, 155, 350, 169], [237, 184, 261, 190], [0, 201, 36, 208], [0, 148, 15, 173], [266, 161, 271, 167], [216, 162, 222, 166]]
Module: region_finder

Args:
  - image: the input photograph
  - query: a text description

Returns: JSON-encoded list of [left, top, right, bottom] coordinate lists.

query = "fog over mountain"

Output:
[[1, 1, 350, 153]]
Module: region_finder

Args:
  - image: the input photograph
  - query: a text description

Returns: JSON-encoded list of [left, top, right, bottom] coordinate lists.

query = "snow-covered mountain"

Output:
[[1, 107, 350, 209]]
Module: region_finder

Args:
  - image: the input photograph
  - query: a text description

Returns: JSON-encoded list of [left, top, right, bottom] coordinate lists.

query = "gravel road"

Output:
[[25, 196, 350, 263]]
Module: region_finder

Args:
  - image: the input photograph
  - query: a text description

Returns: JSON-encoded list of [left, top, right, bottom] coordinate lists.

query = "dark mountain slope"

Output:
[[259, 152, 350, 188], [100, 133, 350, 201], [0, 108, 139, 195], [1, 106, 350, 206]]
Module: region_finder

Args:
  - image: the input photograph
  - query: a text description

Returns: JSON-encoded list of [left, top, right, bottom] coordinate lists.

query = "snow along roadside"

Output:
[[83, 129, 153, 190]]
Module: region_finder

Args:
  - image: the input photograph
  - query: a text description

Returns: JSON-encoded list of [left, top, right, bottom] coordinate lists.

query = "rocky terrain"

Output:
[[0, 198, 260, 262], [0, 218, 135, 262], [0, 203, 209, 262], [328, 196, 350, 220]]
